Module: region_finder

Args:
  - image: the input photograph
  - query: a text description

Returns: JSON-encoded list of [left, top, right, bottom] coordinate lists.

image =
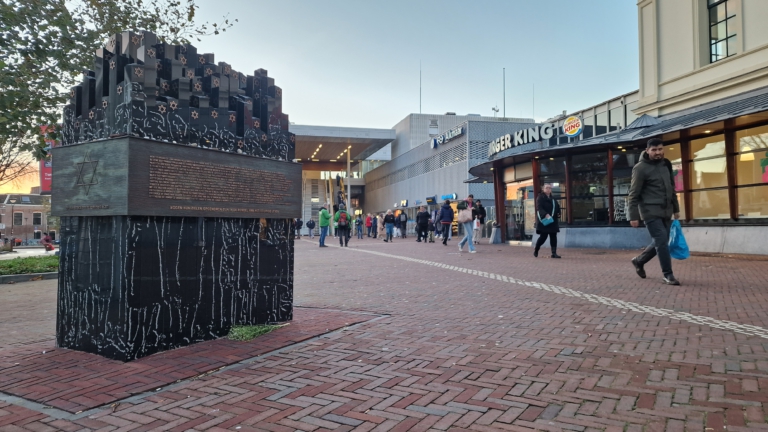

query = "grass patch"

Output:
[[0, 255, 59, 275], [227, 324, 285, 341]]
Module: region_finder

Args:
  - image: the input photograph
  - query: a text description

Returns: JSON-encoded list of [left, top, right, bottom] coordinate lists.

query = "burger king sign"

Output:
[[562, 116, 583, 138]]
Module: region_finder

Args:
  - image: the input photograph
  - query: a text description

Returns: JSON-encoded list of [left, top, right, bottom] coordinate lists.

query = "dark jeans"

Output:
[[319, 226, 328, 246], [367, 226, 372, 236], [535, 232, 557, 251], [337, 227, 350, 246], [417, 224, 428, 241], [637, 217, 674, 277]]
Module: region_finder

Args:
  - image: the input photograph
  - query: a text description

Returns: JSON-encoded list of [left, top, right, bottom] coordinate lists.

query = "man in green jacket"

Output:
[[318, 204, 331, 247], [628, 138, 681, 286], [334, 204, 351, 247]]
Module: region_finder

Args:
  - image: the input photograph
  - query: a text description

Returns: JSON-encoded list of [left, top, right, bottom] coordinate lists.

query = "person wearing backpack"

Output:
[[295, 218, 303, 238], [438, 200, 455, 246], [305, 218, 316, 239], [399, 211, 408, 239], [415, 206, 430, 243], [371, 214, 379, 239], [334, 204, 352, 247]]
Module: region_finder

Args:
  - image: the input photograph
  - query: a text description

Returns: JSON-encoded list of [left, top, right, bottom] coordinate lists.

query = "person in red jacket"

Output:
[[365, 213, 373, 237]]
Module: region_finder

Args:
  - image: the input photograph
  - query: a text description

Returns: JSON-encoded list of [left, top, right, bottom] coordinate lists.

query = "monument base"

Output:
[[57, 215, 294, 361]]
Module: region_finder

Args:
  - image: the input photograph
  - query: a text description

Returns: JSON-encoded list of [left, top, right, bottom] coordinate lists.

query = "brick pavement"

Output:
[[1, 237, 768, 431]]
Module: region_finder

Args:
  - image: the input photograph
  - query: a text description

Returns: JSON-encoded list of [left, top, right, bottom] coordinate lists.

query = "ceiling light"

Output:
[[312, 159, 319, 161], [550, 158, 554, 160], [347, 145, 352, 148], [622, 149, 627, 152], [617, 146, 623, 149], [330, 160, 337, 162], [490, 168, 494, 170], [704, 130, 711, 133], [318, 144, 322, 147]]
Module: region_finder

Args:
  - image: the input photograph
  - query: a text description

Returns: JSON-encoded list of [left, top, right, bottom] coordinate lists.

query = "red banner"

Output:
[[39, 125, 58, 195]]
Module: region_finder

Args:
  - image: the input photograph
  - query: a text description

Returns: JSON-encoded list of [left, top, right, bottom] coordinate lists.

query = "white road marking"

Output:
[[334, 244, 768, 340]]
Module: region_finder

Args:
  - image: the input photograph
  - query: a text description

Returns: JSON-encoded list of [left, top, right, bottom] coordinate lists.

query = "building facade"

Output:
[[0, 194, 53, 243], [469, 0, 768, 255]]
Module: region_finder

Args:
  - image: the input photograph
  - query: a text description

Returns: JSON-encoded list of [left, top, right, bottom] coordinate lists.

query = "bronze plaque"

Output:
[[52, 137, 302, 218]]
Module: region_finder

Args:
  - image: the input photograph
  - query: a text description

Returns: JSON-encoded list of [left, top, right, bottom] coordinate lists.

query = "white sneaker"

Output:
[[458, 244, 463, 252], [469, 250, 477, 253]]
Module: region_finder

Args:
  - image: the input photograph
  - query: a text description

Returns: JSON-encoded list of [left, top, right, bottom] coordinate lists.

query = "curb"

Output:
[[0, 272, 58, 285]]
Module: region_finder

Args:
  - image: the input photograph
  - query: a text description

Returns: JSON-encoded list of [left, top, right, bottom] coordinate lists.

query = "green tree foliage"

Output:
[[0, 0, 235, 161]]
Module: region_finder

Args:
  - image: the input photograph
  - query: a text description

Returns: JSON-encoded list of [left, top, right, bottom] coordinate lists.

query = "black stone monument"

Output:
[[53, 30, 300, 361]]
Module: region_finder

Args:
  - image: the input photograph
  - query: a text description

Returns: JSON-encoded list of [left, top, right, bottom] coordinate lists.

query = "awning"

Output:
[[463, 176, 490, 184]]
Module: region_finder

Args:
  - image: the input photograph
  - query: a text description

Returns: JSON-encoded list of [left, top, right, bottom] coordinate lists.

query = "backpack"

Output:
[[338, 212, 348, 227], [400, 213, 407, 221]]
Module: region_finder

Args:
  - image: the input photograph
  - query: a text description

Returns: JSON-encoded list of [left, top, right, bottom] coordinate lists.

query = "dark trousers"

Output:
[[535, 233, 557, 251], [367, 226, 372, 236], [417, 224, 428, 241], [337, 227, 350, 246], [637, 217, 674, 277]]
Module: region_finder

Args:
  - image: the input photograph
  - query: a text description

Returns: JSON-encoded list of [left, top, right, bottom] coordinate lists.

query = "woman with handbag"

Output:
[[457, 194, 476, 253], [534, 183, 561, 258]]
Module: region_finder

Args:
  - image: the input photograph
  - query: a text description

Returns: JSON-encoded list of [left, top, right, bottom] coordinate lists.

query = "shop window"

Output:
[[595, 111, 608, 136], [691, 135, 725, 160], [709, 0, 737, 63], [691, 189, 730, 219], [33, 212, 42, 225], [735, 125, 768, 186], [738, 186, 768, 218], [537, 157, 567, 224], [570, 153, 608, 224], [612, 148, 643, 223], [665, 144, 685, 192], [609, 106, 624, 132]]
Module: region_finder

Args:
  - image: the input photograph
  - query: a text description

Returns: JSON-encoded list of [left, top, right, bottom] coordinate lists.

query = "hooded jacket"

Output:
[[627, 151, 680, 221], [438, 204, 454, 224], [318, 208, 332, 227]]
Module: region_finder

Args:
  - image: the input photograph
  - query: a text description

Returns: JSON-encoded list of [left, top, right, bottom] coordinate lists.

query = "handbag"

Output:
[[473, 219, 481, 230], [458, 209, 473, 223]]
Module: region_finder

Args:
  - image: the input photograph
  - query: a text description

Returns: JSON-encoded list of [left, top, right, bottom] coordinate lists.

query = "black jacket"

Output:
[[383, 214, 396, 224], [438, 204, 454, 224], [475, 205, 487, 224], [416, 211, 430, 225], [306, 220, 315, 229], [536, 192, 560, 234], [296, 219, 303, 229]]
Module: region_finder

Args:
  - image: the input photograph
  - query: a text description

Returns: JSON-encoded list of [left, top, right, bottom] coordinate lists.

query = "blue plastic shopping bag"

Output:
[[668, 220, 690, 260]]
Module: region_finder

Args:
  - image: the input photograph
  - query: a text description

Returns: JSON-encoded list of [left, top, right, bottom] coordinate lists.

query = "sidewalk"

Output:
[[1, 237, 767, 431]]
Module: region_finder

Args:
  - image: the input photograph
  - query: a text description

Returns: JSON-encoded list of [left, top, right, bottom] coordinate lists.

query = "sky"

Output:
[[4, 0, 639, 194]]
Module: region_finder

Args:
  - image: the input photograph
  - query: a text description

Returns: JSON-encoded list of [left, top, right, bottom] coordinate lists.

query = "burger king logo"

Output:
[[563, 116, 583, 137]]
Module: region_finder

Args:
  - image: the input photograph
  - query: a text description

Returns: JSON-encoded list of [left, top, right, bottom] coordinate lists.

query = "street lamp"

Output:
[[24, 217, 28, 243]]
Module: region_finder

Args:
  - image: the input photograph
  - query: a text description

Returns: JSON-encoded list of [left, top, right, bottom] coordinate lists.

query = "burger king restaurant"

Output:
[[469, 89, 768, 256]]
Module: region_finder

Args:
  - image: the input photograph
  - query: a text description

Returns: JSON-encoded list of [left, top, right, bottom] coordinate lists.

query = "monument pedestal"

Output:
[[53, 138, 301, 361]]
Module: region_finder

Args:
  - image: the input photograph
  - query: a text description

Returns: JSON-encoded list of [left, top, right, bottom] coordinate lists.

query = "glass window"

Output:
[[738, 185, 768, 218], [612, 149, 643, 197], [691, 158, 728, 189], [537, 157, 567, 224], [665, 144, 685, 192], [13, 213, 22, 226], [709, 0, 736, 63], [736, 151, 768, 186], [33, 213, 42, 225], [538, 157, 566, 175], [595, 111, 608, 136], [570, 153, 608, 224], [34, 231, 41, 240], [625, 101, 639, 126], [609, 106, 624, 131], [737, 124, 768, 153], [691, 189, 730, 219], [582, 116, 594, 139], [691, 135, 725, 160]]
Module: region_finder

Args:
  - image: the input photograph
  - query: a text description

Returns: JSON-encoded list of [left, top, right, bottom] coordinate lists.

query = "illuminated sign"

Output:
[[488, 124, 556, 157], [562, 116, 583, 137], [431, 126, 464, 149], [440, 193, 457, 200], [426, 196, 437, 205]]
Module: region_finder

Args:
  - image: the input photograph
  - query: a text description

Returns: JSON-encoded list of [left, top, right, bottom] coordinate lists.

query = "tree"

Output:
[[0, 0, 236, 164]]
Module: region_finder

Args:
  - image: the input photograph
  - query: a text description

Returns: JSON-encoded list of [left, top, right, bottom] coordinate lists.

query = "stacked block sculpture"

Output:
[[53, 30, 300, 361]]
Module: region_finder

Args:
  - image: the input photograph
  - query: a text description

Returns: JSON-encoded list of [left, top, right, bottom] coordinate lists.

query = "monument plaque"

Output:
[[54, 30, 299, 361]]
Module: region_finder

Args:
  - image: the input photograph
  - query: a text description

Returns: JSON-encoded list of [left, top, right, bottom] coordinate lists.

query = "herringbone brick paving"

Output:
[[1, 238, 767, 431]]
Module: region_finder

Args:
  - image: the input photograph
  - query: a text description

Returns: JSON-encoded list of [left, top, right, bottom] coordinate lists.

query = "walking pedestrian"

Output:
[[306, 218, 316, 239], [295, 218, 303, 238], [533, 184, 561, 258], [41, 232, 54, 253], [383, 210, 396, 242], [457, 194, 477, 253], [427, 219, 435, 243], [372, 214, 379, 239], [416, 206, 430, 242], [431, 208, 441, 239], [377, 213, 385, 240], [365, 213, 372, 237], [394, 213, 402, 238], [399, 211, 408, 239], [438, 200, 454, 246], [474, 200, 486, 244], [318, 204, 331, 247], [356, 214, 364, 239], [334, 204, 351, 247], [628, 138, 682, 285]]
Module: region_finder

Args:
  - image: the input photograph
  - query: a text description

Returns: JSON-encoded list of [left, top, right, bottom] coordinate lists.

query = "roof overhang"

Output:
[[289, 124, 395, 163]]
